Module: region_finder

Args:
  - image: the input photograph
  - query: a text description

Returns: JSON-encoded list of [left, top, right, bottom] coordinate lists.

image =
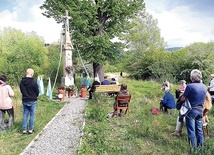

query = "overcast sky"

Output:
[[0, 0, 214, 47], [0, 0, 62, 44], [144, 0, 214, 47]]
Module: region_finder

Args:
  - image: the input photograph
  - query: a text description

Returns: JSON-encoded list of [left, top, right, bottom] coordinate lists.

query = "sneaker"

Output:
[[28, 129, 35, 134], [171, 130, 181, 136], [23, 130, 27, 134]]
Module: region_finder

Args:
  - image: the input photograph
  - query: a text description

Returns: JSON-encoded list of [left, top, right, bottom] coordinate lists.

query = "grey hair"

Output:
[[190, 69, 202, 82]]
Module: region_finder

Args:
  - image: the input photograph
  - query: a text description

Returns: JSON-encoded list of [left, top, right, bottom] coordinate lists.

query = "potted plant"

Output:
[[57, 86, 66, 100], [58, 86, 65, 90], [65, 85, 76, 97]]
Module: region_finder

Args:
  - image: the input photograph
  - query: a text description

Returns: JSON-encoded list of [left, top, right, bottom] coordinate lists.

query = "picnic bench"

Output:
[[95, 85, 121, 93]]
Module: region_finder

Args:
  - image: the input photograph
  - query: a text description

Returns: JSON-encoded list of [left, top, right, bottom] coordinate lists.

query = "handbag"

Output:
[[176, 95, 184, 110], [180, 99, 191, 117]]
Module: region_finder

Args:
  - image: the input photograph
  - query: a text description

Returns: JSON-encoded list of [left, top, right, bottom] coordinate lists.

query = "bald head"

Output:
[[26, 68, 34, 77]]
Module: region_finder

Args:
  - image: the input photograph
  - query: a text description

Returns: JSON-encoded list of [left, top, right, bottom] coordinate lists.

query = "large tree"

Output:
[[122, 12, 165, 80], [40, 0, 145, 80]]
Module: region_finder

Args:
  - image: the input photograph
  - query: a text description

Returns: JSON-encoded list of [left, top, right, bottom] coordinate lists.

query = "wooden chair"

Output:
[[202, 109, 209, 139], [114, 95, 131, 117]]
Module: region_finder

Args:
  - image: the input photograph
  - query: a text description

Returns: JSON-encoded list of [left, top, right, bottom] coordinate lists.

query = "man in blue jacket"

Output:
[[160, 82, 176, 112], [101, 76, 110, 85]]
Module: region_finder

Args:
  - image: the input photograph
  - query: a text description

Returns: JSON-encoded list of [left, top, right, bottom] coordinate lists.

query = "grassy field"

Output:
[[0, 88, 66, 155], [1, 76, 214, 155], [78, 77, 214, 155]]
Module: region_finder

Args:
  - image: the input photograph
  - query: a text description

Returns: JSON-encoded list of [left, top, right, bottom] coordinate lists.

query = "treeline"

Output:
[[121, 42, 214, 84], [105, 12, 214, 84], [0, 28, 61, 86], [1, 27, 214, 87]]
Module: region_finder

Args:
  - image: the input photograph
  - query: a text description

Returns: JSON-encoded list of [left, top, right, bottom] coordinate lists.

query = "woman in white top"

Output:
[[208, 74, 214, 95]]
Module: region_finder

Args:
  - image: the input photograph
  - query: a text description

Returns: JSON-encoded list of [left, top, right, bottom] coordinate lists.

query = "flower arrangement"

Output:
[[58, 86, 65, 90], [65, 65, 73, 74], [65, 85, 76, 91]]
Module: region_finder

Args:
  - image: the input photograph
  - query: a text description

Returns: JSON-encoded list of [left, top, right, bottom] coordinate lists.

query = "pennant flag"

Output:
[[85, 76, 91, 88], [40, 76, 44, 95], [80, 73, 84, 84], [46, 77, 52, 100], [37, 76, 42, 95]]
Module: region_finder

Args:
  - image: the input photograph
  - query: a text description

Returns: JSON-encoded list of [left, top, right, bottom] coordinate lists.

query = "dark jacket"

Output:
[[101, 80, 110, 85], [20, 77, 39, 102], [90, 81, 101, 92]]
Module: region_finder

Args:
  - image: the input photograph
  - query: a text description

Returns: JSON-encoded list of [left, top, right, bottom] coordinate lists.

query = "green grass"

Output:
[[2, 77, 214, 154], [78, 77, 214, 155], [0, 89, 66, 155]]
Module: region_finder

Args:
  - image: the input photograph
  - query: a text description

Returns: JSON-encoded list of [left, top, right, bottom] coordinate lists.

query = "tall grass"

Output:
[[78, 77, 214, 155], [0, 88, 66, 154]]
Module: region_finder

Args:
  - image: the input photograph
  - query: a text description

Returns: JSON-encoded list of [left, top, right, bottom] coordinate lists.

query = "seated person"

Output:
[[160, 84, 176, 112], [113, 84, 130, 116], [109, 78, 119, 97], [162, 79, 170, 90], [89, 77, 100, 99], [110, 78, 117, 85], [101, 76, 110, 85], [171, 91, 212, 136], [175, 80, 187, 99]]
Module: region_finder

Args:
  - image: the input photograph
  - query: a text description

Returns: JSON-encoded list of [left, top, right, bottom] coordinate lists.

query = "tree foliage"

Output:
[[0, 28, 52, 85], [121, 12, 166, 80], [40, 0, 145, 79], [119, 11, 214, 83]]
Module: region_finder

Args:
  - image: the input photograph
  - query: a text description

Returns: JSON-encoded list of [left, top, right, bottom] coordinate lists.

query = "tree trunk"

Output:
[[93, 62, 104, 82]]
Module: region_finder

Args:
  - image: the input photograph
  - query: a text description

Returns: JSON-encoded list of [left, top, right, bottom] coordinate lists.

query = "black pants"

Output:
[[1, 107, 14, 128], [209, 91, 214, 96], [160, 103, 168, 112], [89, 90, 95, 99]]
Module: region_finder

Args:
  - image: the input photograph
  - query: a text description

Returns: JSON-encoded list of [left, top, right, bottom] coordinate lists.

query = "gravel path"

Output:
[[20, 97, 87, 155]]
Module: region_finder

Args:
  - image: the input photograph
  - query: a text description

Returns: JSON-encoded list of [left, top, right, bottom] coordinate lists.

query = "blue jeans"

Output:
[[186, 110, 203, 150], [22, 101, 37, 130]]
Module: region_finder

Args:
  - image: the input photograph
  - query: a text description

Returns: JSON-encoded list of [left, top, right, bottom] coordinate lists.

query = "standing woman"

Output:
[[0, 75, 15, 130], [180, 69, 207, 151]]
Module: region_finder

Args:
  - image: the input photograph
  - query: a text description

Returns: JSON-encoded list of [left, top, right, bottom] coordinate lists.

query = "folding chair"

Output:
[[202, 109, 209, 139], [115, 95, 131, 117]]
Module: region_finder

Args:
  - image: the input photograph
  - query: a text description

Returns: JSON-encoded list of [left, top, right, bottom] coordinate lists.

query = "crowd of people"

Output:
[[1, 68, 214, 152], [88, 75, 119, 99], [88, 71, 213, 152], [160, 69, 214, 152]]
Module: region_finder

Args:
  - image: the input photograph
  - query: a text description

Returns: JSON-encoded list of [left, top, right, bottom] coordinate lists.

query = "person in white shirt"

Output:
[[208, 74, 214, 95]]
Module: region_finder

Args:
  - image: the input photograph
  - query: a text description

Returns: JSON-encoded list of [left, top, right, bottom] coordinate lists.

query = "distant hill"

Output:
[[165, 47, 183, 51]]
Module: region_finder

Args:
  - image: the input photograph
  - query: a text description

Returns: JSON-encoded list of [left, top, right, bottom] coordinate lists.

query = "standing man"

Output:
[[180, 69, 207, 152], [20, 68, 39, 134]]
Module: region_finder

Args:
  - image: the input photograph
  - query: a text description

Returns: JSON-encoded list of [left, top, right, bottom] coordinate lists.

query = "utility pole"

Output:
[[61, 10, 74, 86]]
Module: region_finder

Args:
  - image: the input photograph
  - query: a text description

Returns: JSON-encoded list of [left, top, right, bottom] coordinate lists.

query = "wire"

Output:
[[52, 32, 63, 92], [75, 45, 89, 77]]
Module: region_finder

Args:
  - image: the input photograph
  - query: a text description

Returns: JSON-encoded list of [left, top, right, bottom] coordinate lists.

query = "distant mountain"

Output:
[[165, 47, 183, 51]]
